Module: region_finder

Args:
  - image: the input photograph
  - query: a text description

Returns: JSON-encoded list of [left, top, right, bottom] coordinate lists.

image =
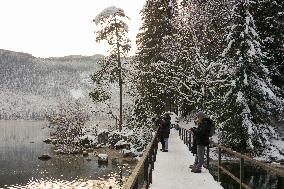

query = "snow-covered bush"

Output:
[[107, 124, 153, 157], [45, 102, 90, 154]]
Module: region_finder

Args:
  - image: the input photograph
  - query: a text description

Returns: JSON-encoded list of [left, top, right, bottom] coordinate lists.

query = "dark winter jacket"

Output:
[[161, 117, 171, 138], [155, 117, 163, 140], [192, 117, 211, 146], [191, 134, 197, 155]]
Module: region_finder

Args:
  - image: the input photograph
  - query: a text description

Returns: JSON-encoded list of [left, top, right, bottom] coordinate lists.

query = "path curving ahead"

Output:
[[149, 129, 223, 189]]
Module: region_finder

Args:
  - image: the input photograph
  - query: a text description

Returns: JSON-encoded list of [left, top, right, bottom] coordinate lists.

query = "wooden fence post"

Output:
[[218, 147, 221, 182], [133, 178, 138, 189], [240, 155, 244, 189], [184, 130, 187, 144], [184, 129, 186, 142], [206, 145, 210, 169], [188, 133, 191, 150], [144, 156, 149, 188]]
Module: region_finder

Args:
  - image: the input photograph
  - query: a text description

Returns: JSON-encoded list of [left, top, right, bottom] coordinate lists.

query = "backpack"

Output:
[[208, 119, 215, 137]]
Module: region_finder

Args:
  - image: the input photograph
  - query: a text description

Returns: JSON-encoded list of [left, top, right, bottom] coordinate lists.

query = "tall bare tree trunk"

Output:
[[115, 18, 123, 132]]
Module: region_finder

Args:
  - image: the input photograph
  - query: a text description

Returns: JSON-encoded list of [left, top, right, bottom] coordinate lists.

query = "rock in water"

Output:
[[38, 154, 51, 161], [98, 154, 108, 164], [83, 151, 88, 157], [43, 138, 52, 144], [87, 148, 93, 153], [115, 143, 130, 150]]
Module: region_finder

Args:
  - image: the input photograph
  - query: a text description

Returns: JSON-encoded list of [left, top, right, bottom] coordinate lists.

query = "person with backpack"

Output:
[[153, 114, 166, 151], [189, 111, 214, 173], [160, 113, 171, 152]]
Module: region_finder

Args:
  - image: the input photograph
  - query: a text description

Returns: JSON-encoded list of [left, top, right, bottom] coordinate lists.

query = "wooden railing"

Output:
[[179, 127, 284, 189], [122, 129, 159, 189]]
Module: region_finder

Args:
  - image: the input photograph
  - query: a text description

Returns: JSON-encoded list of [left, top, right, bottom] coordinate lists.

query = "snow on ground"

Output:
[[70, 89, 85, 99], [150, 129, 223, 189]]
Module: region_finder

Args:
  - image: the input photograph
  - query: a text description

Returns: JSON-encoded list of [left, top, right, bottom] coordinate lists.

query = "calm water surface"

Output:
[[209, 162, 284, 189], [0, 120, 132, 189]]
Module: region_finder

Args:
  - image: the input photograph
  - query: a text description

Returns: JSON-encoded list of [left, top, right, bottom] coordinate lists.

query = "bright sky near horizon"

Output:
[[0, 0, 146, 58]]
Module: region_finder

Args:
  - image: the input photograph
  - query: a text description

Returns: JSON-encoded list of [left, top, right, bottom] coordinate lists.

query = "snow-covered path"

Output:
[[149, 129, 223, 189]]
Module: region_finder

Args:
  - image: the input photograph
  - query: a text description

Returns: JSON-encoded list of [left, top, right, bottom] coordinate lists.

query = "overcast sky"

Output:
[[0, 0, 146, 57]]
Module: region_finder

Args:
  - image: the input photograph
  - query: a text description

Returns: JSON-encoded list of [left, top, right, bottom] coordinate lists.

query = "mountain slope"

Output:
[[0, 49, 103, 119]]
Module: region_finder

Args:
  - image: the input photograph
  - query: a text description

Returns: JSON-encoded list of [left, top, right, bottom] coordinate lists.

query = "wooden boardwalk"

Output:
[[149, 129, 223, 189]]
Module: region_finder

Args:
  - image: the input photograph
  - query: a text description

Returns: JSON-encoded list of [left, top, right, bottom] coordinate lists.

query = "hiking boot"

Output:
[[191, 168, 201, 173], [162, 150, 168, 152], [160, 149, 165, 151], [189, 164, 197, 169]]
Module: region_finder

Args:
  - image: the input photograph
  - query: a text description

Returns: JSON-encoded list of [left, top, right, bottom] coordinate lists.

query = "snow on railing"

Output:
[[179, 126, 284, 189], [122, 129, 159, 189]]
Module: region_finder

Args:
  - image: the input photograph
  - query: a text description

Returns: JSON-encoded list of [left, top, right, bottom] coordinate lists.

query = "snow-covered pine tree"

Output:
[[155, 0, 229, 115], [90, 6, 131, 131], [254, 0, 284, 95], [216, 0, 283, 155], [136, 0, 178, 115], [187, 0, 231, 61]]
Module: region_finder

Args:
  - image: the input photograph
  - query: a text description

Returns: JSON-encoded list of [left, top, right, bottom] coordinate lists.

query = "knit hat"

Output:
[[196, 111, 205, 119], [163, 112, 171, 119]]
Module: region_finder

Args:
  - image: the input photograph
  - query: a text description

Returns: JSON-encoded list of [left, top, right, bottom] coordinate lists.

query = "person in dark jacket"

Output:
[[160, 113, 171, 152], [153, 114, 165, 151], [189, 111, 211, 173]]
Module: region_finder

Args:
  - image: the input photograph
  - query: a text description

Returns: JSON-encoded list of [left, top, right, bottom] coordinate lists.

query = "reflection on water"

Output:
[[4, 176, 123, 189], [0, 121, 133, 189]]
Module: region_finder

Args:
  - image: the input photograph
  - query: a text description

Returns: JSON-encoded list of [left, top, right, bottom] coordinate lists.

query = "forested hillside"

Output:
[[0, 49, 103, 119]]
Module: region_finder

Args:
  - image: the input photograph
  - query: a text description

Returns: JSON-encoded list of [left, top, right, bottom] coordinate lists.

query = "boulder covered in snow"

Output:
[[98, 153, 108, 164], [108, 132, 128, 146], [122, 149, 137, 158], [115, 140, 130, 150]]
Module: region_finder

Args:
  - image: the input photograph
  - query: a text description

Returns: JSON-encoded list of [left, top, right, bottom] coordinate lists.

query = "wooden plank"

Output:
[[211, 142, 243, 158], [218, 147, 221, 182], [211, 142, 284, 177], [219, 165, 252, 189], [240, 157, 244, 189], [242, 154, 284, 177]]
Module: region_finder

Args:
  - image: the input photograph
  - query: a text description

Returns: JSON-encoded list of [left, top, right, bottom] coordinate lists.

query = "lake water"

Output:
[[209, 162, 284, 189], [0, 120, 132, 189]]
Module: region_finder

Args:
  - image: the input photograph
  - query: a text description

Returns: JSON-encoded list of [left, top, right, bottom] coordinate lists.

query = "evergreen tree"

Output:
[[136, 0, 178, 115], [155, 0, 229, 115], [215, 0, 283, 154], [255, 0, 284, 94]]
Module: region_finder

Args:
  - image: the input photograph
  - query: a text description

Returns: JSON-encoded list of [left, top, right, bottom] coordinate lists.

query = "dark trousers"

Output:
[[160, 136, 165, 150], [194, 145, 205, 170]]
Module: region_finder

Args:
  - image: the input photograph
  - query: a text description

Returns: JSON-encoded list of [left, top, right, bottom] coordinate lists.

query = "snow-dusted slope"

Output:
[[0, 49, 103, 120]]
